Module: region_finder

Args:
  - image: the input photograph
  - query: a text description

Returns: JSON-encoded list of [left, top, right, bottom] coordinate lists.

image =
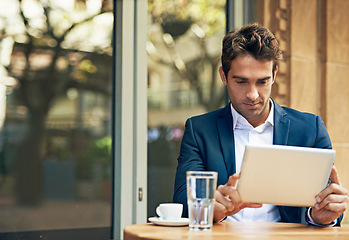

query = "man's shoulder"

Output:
[[274, 102, 325, 132], [276, 103, 319, 121], [189, 105, 228, 123]]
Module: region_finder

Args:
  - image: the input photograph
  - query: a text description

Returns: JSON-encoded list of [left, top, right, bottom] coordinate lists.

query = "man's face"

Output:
[[219, 54, 277, 127]]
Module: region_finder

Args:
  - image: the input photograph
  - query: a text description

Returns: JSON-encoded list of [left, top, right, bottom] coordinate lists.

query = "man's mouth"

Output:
[[244, 102, 261, 107]]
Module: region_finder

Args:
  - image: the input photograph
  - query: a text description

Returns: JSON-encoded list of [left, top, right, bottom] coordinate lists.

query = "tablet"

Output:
[[236, 144, 335, 207]]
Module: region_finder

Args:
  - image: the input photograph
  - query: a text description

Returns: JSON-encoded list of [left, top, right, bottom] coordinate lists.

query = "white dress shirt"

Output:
[[225, 100, 282, 222]]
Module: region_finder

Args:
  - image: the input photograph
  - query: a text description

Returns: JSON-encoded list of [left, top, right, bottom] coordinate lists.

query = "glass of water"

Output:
[[186, 171, 217, 231]]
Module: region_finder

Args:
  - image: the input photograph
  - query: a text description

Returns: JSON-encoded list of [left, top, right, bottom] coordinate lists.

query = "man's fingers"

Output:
[[316, 168, 348, 203], [214, 174, 262, 219], [213, 202, 228, 222], [239, 202, 263, 210], [317, 183, 348, 200], [215, 191, 235, 212], [330, 165, 341, 185], [216, 183, 243, 211], [311, 166, 349, 225], [226, 174, 240, 187], [315, 193, 349, 210], [315, 200, 348, 213]]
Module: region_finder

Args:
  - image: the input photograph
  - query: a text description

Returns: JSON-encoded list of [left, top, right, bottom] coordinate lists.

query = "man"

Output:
[[173, 23, 348, 226]]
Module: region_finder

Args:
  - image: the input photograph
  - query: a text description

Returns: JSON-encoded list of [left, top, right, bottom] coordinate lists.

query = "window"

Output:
[[147, 0, 227, 219], [146, 0, 258, 220], [0, 0, 113, 238]]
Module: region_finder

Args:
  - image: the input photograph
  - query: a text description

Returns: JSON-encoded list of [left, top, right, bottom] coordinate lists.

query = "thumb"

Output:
[[330, 165, 342, 186], [226, 173, 240, 188]]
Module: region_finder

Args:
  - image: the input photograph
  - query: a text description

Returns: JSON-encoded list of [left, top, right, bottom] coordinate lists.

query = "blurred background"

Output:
[[0, 0, 348, 239], [0, 0, 113, 235]]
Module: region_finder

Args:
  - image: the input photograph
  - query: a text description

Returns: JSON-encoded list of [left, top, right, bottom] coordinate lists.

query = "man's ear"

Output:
[[219, 66, 228, 85], [272, 65, 278, 84]]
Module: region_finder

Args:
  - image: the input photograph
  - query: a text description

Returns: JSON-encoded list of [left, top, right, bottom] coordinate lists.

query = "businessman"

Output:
[[173, 23, 348, 226]]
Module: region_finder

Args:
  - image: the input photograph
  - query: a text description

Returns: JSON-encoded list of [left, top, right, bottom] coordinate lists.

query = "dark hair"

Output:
[[221, 23, 283, 77]]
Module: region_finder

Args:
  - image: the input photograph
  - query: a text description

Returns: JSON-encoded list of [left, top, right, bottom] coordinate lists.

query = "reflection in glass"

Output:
[[147, 0, 226, 218], [0, 0, 113, 234]]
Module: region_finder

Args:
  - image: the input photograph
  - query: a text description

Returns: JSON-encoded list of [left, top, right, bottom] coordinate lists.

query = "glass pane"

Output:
[[0, 0, 113, 236], [147, 0, 226, 218]]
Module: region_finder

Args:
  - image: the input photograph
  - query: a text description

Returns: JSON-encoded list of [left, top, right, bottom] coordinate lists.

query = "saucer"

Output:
[[148, 217, 189, 226]]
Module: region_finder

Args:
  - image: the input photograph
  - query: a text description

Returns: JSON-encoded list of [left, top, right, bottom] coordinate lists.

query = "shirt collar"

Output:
[[230, 99, 274, 130]]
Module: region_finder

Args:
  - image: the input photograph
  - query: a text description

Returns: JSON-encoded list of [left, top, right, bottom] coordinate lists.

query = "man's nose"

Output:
[[246, 85, 259, 101]]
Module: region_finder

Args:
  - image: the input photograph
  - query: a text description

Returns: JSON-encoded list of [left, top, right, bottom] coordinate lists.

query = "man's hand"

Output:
[[311, 165, 348, 225], [213, 173, 263, 222]]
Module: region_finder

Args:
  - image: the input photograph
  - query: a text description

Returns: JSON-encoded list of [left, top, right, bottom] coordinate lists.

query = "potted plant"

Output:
[[86, 137, 112, 200]]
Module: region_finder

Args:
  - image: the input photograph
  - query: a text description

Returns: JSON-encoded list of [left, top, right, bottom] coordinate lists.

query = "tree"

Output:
[[147, 0, 226, 111], [0, 0, 112, 205]]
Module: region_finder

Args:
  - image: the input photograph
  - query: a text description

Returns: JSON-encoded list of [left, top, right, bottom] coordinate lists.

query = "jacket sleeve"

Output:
[[173, 118, 205, 217], [310, 116, 343, 226], [314, 115, 332, 149]]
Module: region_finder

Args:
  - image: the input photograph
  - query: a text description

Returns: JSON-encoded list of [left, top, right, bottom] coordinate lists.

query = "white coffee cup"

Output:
[[156, 203, 183, 221]]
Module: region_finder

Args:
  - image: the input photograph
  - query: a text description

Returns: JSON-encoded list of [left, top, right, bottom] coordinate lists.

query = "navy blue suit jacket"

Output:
[[173, 99, 342, 225]]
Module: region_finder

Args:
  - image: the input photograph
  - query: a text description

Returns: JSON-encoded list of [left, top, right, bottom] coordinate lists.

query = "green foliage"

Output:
[[90, 137, 112, 163], [148, 0, 226, 36], [76, 136, 112, 180]]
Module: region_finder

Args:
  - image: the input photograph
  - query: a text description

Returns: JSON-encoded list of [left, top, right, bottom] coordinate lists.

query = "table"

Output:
[[124, 222, 349, 240]]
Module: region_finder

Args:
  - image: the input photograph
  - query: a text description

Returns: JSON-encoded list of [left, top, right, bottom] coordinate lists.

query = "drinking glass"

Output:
[[186, 171, 217, 231]]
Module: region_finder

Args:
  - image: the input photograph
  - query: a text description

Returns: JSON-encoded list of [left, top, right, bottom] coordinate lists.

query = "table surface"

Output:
[[124, 221, 349, 240]]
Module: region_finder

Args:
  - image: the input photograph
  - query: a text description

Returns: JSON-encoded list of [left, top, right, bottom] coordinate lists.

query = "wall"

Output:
[[324, 0, 349, 224]]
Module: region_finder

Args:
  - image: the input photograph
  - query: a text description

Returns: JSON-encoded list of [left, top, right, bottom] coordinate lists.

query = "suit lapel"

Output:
[[273, 99, 290, 145], [217, 100, 290, 176], [217, 104, 236, 176]]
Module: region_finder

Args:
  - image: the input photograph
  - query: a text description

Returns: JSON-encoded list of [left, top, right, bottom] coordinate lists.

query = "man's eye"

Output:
[[237, 81, 246, 84], [258, 81, 267, 85]]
